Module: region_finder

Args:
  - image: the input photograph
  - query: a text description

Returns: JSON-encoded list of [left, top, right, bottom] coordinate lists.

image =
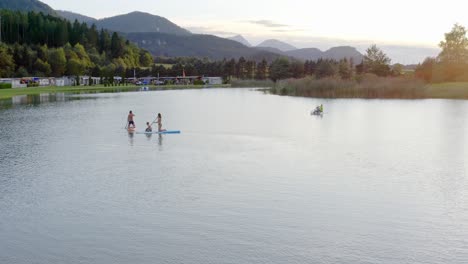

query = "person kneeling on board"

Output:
[[145, 122, 153, 132]]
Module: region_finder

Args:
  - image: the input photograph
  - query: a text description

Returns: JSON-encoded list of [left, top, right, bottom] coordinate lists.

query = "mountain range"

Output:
[[257, 39, 297, 51], [126, 32, 283, 62], [227, 35, 252, 47], [0, 0, 435, 64], [57, 10, 191, 36]]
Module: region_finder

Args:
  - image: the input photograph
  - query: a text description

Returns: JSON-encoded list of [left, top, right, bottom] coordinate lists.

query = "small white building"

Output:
[[202, 77, 223, 85]]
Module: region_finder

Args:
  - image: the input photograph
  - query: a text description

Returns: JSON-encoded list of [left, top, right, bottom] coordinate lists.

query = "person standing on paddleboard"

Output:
[[128, 111, 136, 128], [156, 113, 166, 132]]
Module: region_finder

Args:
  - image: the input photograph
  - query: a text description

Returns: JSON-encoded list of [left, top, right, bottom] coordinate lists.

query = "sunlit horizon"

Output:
[[42, 0, 468, 50]]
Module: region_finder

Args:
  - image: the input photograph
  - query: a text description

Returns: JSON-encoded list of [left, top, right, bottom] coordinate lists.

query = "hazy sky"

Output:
[[42, 0, 468, 48]]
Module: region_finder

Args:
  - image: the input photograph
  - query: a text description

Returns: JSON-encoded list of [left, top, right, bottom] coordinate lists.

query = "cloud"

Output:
[[248, 20, 290, 28], [272, 29, 306, 33]]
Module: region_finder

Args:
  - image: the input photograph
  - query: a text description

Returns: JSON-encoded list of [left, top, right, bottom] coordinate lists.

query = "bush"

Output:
[[0, 83, 12, 89], [193, 79, 205, 85], [27, 82, 39, 88]]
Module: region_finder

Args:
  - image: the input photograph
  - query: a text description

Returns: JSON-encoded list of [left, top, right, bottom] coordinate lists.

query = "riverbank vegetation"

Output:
[[272, 75, 427, 99], [268, 24, 468, 99]]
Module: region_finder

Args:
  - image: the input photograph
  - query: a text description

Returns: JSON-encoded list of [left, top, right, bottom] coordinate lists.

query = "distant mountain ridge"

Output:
[[56, 10, 191, 36], [257, 39, 297, 51], [0, 0, 55, 15], [95, 11, 191, 35], [126, 32, 284, 62], [0, 0, 428, 63], [57, 10, 97, 23], [228, 35, 251, 47]]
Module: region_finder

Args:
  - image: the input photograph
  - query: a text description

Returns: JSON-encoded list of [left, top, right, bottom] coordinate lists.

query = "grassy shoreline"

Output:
[[271, 77, 468, 100], [0, 84, 231, 100], [1, 80, 467, 101]]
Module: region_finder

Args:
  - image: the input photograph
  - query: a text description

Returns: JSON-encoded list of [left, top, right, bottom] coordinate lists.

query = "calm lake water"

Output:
[[1, 88, 467, 264]]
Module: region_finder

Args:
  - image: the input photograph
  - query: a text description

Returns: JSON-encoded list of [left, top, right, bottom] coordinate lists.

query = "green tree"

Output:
[[415, 57, 436, 82], [66, 58, 85, 76], [269, 57, 291, 82], [0, 44, 15, 77], [110, 32, 124, 58], [256, 59, 268, 80], [338, 58, 353, 79], [438, 24, 468, 64], [392, 63, 404, 76], [290, 60, 305, 78], [99, 29, 111, 53], [34, 58, 52, 76], [139, 51, 153, 67], [16, 67, 29, 78], [316, 59, 338, 78], [363, 45, 391, 76], [48, 48, 67, 76]]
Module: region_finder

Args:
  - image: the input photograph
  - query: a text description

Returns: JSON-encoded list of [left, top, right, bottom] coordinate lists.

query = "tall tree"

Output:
[[110, 32, 124, 58], [48, 48, 67, 76], [269, 57, 291, 82], [256, 59, 268, 80], [0, 44, 15, 77], [363, 45, 391, 76], [438, 24, 468, 64]]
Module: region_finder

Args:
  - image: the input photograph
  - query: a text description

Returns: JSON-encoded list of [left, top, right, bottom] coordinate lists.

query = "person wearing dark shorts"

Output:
[[128, 111, 135, 128]]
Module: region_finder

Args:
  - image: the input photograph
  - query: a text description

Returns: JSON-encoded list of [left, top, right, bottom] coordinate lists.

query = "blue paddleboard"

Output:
[[136, 130, 181, 135]]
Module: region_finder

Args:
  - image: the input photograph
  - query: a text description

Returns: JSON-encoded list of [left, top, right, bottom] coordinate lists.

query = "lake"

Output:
[[1, 88, 467, 264]]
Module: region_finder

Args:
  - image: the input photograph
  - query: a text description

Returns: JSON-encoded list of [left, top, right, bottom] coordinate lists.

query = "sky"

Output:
[[41, 0, 468, 62]]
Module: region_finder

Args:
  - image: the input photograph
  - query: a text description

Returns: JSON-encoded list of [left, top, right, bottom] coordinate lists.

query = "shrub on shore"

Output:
[[272, 74, 428, 99]]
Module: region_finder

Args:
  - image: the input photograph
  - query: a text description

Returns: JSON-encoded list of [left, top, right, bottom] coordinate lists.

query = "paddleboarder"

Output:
[[127, 111, 136, 128], [156, 113, 166, 132], [145, 122, 153, 132]]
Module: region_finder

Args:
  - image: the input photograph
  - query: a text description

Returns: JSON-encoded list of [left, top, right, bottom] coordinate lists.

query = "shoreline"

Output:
[[270, 78, 468, 100], [1, 82, 468, 101], [0, 84, 231, 100]]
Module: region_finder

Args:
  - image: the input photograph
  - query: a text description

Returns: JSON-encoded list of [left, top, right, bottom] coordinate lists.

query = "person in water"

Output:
[[320, 104, 324, 112], [145, 122, 152, 132], [156, 113, 166, 132], [127, 111, 135, 128]]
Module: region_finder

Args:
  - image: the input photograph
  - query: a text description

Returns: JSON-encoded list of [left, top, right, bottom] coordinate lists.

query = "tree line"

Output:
[[0, 10, 153, 78], [146, 45, 397, 82], [416, 24, 468, 83]]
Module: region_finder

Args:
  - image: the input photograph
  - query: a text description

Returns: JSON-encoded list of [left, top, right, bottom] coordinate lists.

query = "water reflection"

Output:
[[158, 134, 163, 147], [128, 131, 134, 146], [0, 93, 95, 109]]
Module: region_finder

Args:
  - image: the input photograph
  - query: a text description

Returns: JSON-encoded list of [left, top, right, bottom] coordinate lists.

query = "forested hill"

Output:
[[0, 0, 55, 15], [0, 10, 153, 78], [95, 12, 191, 35], [126, 32, 284, 62]]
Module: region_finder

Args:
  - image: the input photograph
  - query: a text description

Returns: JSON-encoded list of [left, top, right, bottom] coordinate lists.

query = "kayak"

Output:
[[136, 130, 181, 135]]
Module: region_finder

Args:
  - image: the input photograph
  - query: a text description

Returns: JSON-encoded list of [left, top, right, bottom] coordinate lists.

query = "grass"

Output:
[[0, 84, 231, 100], [154, 63, 174, 69], [271, 76, 468, 100], [231, 79, 275, 88], [426, 82, 468, 99]]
